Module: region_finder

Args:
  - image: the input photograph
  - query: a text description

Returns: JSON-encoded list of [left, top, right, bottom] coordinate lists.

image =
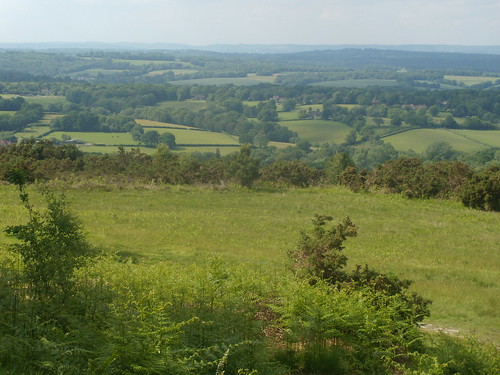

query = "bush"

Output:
[[461, 165, 500, 211]]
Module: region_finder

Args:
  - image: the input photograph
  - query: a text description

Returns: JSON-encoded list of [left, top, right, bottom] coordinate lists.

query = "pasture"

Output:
[[14, 125, 51, 139], [135, 119, 199, 130], [278, 111, 300, 121], [144, 69, 199, 76], [169, 77, 275, 86], [45, 132, 138, 146], [280, 119, 351, 144], [1, 95, 69, 106], [383, 128, 499, 153], [452, 129, 500, 148], [312, 79, 398, 88], [112, 58, 198, 68], [76, 145, 157, 154], [0, 185, 497, 343], [154, 128, 239, 145], [445, 75, 500, 86]]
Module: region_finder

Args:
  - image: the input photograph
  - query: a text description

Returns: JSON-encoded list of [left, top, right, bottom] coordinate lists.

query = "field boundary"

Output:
[[379, 127, 420, 138], [446, 129, 497, 149]]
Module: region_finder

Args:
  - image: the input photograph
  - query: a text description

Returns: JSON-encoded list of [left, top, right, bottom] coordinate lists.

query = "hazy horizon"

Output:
[[1, 0, 499, 46]]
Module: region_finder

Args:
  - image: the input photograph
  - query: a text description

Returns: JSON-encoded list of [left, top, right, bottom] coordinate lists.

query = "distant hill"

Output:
[[1, 42, 499, 55], [260, 48, 500, 73]]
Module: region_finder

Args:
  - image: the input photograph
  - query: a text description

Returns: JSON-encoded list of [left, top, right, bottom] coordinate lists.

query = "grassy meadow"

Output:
[[383, 128, 497, 153], [0, 184, 497, 343], [14, 125, 51, 139], [169, 77, 276, 86], [312, 79, 399, 88], [444, 75, 500, 86], [45, 131, 138, 145], [280, 119, 351, 144], [154, 128, 239, 145], [1, 94, 69, 106], [135, 118, 199, 129]]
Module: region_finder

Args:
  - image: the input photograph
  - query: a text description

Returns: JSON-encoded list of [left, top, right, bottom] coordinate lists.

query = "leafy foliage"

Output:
[[461, 164, 500, 211], [4, 177, 94, 299]]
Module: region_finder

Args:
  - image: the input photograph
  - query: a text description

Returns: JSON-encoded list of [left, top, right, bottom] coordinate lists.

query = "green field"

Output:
[[280, 120, 351, 144], [76, 145, 157, 154], [245, 73, 278, 83], [383, 128, 499, 153], [144, 69, 199, 76], [45, 132, 138, 145], [175, 145, 241, 155], [136, 119, 198, 129], [1, 95, 69, 106], [157, 128, 239, 145], [278, 111, 301, 121], [297, 104, 323, 111], [452, 129, 500, 148], [112, 58, 198, 68], [169, 77, 276, 86], [14, 125, 51, 139], [312, 79, 398, 88], [0, 185, 497, 342], [445, 75, 500, 86]]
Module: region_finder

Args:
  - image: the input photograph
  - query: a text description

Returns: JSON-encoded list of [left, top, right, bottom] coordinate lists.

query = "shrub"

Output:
[[461, 165, 500, 211]]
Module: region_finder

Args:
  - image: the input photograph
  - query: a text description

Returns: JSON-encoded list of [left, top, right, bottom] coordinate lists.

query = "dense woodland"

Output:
[[0, 48, 499, 373]]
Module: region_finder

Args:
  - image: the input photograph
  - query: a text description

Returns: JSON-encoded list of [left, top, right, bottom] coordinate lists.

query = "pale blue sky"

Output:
[[1, 0, 499, 45]]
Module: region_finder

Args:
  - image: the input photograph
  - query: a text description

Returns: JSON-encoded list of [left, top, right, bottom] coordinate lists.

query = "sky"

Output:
[[1, 0, 499, 46]]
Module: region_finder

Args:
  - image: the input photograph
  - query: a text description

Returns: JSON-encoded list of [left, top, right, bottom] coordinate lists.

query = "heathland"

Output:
[[0, 46, 499, 373]]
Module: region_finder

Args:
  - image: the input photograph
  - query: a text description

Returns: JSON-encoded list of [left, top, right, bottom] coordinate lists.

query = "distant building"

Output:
[[0, 140, 14, 147]]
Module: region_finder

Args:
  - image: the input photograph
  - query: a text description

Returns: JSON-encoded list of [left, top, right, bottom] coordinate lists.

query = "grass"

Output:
[[445, 75, 500, 86], [1, 95, 69, 106], [45, 132, 138, 146], [77, 145, 157, 154], [169, 77, 275, 86], [14, 126, 51, 139], [297, 104, 323, 111], [245, 73, 278, 83], [112, 59, 198, 68], [268, 141, 295, 149], [312, 79, 398, 88], [144, 69, 199, 76], [158, 129, 239, 145], [0, 185, 498, 343], [174, 146, 241, 155], [383, 129, 498, 153], [451, 129, 500, 148], [135, 119, 198, 130], [243, 101, 261, 107], [278, 111, 301, 121], [279, 120, 351, 144]]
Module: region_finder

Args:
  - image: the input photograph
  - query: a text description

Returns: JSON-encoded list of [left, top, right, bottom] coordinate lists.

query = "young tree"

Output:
[[159, 132, 176, 148], [229, 144, 260, 188], [5, 170, 95, 299], [288, 214, 357, 284], [325, 152, 355, 184]]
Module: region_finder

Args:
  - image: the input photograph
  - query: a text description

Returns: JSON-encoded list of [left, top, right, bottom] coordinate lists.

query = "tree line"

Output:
[[1, 140, 498, 211]]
